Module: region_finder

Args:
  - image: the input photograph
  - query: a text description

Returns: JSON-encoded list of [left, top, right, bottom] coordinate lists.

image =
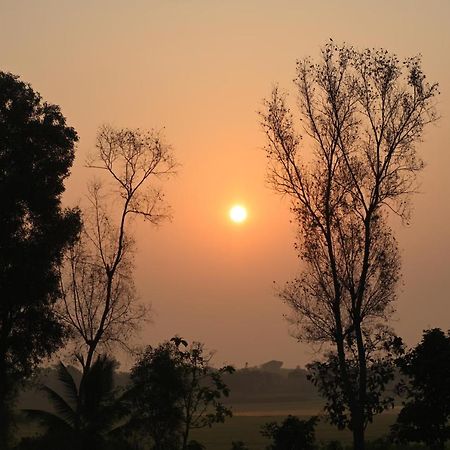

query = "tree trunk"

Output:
[[335, 322, 366, 450], [352, 415, 365, 450], [354, 320, 367, 450], [0, 370, 11, 450], [182, 417, 190, 450], [0, 323, 12, 450]]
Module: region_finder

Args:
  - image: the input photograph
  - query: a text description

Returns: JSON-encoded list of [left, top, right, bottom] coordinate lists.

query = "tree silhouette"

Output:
[[261, 415, 318, 450], [260, 42, 438, 450], [58, 125, 177, 387], [391, 328, 450, 450], [24, 356, 124, 450], [173, 337, 234, 450], [0, 71, 81, 445], [127, 337, 234, 450], [126, 340, 186, 450], [307, 327, 404, 432]]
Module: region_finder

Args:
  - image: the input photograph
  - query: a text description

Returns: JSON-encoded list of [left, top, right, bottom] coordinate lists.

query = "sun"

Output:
[[229, 204, 247, 223]]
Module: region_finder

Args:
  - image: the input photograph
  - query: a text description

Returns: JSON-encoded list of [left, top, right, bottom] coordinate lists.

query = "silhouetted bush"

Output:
[[261, 415, 318, 450], [231, 441, 250, 450], [392, 328, 450, 450]]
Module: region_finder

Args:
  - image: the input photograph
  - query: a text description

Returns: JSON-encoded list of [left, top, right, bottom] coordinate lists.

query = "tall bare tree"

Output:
[[59, 125, 177, 375], [260, 43, 438, 450]]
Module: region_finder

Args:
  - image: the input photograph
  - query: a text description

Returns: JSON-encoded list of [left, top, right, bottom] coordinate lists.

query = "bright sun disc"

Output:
[[229, 205, 247, 223]]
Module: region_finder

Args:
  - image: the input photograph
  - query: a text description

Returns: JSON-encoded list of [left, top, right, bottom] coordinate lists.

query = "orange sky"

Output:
[[1, 1, 449, 368]]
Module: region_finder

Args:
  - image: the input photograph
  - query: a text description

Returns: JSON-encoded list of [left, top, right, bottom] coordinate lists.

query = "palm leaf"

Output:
[[23, 408, 74, 433], [41, 385, 77, 426], [56, 362, 80, 407]]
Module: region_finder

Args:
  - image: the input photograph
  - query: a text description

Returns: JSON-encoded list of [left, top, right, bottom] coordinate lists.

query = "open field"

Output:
[[191, 403, 399, 450], [15, 393, 419, 449]]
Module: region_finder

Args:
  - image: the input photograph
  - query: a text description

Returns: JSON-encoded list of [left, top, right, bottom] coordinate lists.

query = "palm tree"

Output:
[[24, 355, 124, 450]]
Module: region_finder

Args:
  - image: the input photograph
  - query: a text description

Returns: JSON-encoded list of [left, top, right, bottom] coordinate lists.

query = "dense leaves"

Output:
[[127, 337, 234, 450], [261, 415, 318, 450], [307, 328, 404, 430], [0, 71, 81, 443], [391, 328, 450, 450]]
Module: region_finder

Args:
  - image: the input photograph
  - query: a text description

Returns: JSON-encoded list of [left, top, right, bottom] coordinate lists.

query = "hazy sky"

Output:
[[1, 1, 449, 368]]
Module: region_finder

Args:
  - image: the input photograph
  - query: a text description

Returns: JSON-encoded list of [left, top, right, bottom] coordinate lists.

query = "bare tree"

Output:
[[59, 125, 177, 375], [260, 43, 438, 450]]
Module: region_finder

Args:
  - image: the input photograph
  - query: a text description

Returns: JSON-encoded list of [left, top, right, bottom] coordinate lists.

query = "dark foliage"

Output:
[[321, 441, 343, 450], [185, 441, 205, 450], [261, 415, 318, 450], [391, 328, 450, 450], [23, 355, 124, 450], [0, 71, 81, 444], [231, 442, 250, 450], [126, 337, 234, 450], [126, 340, 187, 450], [307, 329, 404, 430]]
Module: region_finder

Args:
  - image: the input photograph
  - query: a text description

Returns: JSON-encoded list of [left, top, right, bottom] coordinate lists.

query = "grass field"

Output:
[[191, 402, 399, 450], [17, 397, 419, 450]]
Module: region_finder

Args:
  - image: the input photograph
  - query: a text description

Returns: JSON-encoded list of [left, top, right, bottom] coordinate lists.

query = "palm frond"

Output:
[[23, 408, 74, 433], [56, 362, 80, 407], [41, 385, 77, 426]]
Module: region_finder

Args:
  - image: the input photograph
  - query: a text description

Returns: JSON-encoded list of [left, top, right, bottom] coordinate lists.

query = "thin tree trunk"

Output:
[[352, 414, 365, 450], [355, 320, 367, 449], [0, 360, 11, 450], [0, 320, 13, 450]]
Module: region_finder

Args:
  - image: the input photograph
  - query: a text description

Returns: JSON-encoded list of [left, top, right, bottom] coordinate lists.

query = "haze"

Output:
[[1, 0, 449, 368]]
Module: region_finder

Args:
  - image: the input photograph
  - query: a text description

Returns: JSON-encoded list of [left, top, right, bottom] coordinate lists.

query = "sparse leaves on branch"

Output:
[[59, 125, 177, 373], [261, 42, 438, 450]]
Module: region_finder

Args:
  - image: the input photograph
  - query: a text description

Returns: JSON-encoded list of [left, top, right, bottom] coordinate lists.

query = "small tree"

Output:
[[59, 125, 177, 375], [260, 42, 438, 450], [391, 328, 450, 450], [173, 337, 234, 450], [261, 415, 318, 450], [0, 71, 81, 444], [307, 327, 404, 431], [127, 337, 234, 450], [127, 341, 186, 450]]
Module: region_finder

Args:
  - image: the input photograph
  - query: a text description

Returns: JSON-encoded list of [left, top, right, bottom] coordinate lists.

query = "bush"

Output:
[[261, 415, 318, 450]]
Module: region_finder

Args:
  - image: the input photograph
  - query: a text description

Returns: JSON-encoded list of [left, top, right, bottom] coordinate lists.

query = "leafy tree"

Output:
[[127, 341, 187, 450], [127, 337, 234, 450], [173, 337, 234, 450], [391, 328, 450, 450], [307, 327, 403, 431], [261, 415, 318, 450], [231, 442, 249, 450], [24, 356, 124, 450], [321, 441, 343, 450], [260, 42, 438, 449], [0, 71, 81, 444]]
